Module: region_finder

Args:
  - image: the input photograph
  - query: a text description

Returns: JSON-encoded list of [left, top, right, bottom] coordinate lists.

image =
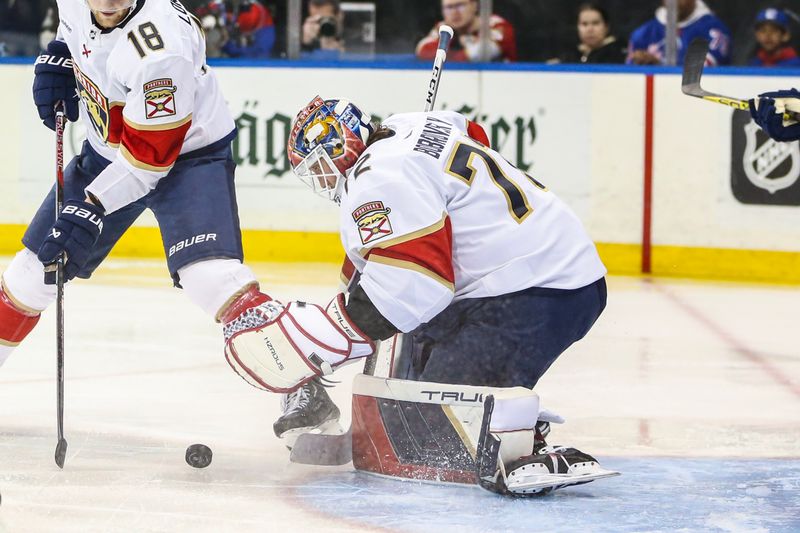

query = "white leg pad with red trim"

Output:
[[177, 258, 258, 319], [350, 374, 540, 483]]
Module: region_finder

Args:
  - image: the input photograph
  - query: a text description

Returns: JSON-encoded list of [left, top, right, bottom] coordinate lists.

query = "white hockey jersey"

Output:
[[55, 0, 235, 213], [340, 111, 606, 333]]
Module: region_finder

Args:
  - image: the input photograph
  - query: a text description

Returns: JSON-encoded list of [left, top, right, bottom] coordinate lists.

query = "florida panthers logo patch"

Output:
[[352, 201, 393, 245], [73, 64, 110, 140], [143, 78, 177, 119]]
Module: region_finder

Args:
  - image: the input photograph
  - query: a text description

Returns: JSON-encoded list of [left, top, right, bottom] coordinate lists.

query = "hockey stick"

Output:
[[289, 25, 455, 467], [424, 25, 454, 112], [52, 103, 68, 469], [682, 38, 800, 121]]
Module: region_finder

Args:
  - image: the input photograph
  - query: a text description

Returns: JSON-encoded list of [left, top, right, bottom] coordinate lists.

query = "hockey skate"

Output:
[[273, 378, 344, 448], [476, 395, 619, 497]]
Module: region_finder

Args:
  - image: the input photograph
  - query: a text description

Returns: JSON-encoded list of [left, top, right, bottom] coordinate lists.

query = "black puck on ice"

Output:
[[185, 443, 213, 468]]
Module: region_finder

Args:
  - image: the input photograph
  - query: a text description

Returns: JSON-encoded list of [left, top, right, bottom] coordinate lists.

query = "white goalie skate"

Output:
[[500, 445, 620, 495], [476, 395, 620, 497]]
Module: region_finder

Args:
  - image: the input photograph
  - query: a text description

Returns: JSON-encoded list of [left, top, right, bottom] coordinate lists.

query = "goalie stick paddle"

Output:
[[682, 38, 800, 121]]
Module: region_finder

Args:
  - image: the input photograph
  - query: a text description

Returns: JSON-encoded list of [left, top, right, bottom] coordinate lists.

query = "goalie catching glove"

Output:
[[221, 288, 375, 392]]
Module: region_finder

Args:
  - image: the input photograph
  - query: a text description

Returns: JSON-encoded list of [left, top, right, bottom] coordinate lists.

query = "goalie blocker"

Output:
[[351, 374, 618, 495]]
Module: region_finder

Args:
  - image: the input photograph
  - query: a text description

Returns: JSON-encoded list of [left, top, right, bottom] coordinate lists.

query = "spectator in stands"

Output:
[[0, 0, 51, 56], [302, 0, 344, 56], [750, 8, 800, 68], [196, 1, 230, 58], [627, 0, 731, 66], [220, 0, 276, 59], [558, 3, 627, 64], [416, 0, 517, 62]]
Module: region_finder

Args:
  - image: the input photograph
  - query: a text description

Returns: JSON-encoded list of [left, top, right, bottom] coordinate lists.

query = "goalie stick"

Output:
[[682, 38, 800, 121], [289, 25, 455, 467]]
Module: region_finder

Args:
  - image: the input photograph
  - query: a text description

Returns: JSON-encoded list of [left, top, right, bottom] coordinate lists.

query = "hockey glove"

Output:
[[748, 89, 800, 143], [33, 40, 80, 131], [223, 292, 375, 392], [37, 200, 105, 283]]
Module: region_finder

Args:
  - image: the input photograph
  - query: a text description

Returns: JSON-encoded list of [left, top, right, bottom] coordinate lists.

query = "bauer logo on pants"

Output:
[[731, 110, 800, 206], [352, 201, 393, 245]]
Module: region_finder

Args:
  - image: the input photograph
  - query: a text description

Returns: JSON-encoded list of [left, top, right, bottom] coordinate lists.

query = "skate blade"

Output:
[[506, 468, 620, 493], [290, 427, 353, 466], [280, 419, 345, 449]]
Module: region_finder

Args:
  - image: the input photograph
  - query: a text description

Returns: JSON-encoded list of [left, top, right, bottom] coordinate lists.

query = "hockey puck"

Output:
[[185, 444, 213, 469]]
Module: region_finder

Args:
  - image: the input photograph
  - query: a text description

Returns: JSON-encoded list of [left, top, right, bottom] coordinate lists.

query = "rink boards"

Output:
[[1, 61, 799, 283]]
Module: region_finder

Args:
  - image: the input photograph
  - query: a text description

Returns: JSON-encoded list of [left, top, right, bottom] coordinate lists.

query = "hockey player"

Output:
[[0, 1, 292, 384], [222, 96, 615, 495], [627, 0, 731, 66]]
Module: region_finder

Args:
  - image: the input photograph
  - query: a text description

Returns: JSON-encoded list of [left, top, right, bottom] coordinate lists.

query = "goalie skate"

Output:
[[476, 394, 619, 497], [273, 379, 344, 448], [502, 446, 620, 496]]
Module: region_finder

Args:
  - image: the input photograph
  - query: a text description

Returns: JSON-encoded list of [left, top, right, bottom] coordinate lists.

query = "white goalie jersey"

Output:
[[55, 0, 235, 213], [339, 111, 606, 333]]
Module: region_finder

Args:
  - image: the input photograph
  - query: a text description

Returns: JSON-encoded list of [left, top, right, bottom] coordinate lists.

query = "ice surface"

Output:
[[0, 260, 798, 532]]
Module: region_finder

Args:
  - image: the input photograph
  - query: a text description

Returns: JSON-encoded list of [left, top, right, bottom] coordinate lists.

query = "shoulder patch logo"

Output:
[[143, 78, 177, 119], [352, 201, 393, 245]]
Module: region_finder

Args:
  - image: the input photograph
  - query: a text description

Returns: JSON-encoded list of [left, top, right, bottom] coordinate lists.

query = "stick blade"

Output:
[[289, 428, 352, 466], [682, 38, 710, 94], [54, 438, 67, 469]]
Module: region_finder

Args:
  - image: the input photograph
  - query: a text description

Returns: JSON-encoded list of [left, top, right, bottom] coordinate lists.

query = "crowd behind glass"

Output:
[[1, 0, 799, 68]]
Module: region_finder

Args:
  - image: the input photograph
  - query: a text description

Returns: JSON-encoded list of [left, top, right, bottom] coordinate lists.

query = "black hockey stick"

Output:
[[51, 103, 68, 469], [290, 25, 455, 467], [682, 38, 800, 121]]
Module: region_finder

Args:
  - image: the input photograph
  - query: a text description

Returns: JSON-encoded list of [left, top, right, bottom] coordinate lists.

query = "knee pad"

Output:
[[3, 248, 56, 311], [177, 259, 258, 320], [1, 249, 52, 364]]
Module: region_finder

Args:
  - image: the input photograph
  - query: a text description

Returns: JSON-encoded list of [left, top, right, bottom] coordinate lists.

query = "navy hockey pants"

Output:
[[400, 278, 607, 389], [22, 133, 242, 283]]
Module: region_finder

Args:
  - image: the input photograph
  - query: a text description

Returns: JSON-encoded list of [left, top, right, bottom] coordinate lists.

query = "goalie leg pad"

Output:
[[475, 396, 620, 497], [351, 374, 540, 484]]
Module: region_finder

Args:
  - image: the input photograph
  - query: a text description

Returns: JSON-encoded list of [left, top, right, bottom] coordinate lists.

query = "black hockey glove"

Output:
[[33, 40, 80, 131], [748, 89, 800, 143], [38, 200, 105, 283]]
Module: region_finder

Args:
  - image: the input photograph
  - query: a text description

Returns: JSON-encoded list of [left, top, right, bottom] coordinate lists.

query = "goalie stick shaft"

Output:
[[290, 25, 455, 468], [424, 25, 454, 112], [682, 38, 800, 121]]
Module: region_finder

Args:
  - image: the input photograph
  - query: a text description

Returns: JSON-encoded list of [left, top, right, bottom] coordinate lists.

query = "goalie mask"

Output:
[[288, 96, 376, 203]]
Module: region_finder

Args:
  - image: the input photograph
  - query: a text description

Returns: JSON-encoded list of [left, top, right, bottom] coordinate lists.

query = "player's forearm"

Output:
[[84, 159, 163, 214]]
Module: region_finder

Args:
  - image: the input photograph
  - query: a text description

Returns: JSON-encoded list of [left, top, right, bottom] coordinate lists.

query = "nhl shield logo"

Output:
[[742, 122, 800, 193], [352, 201, 393, 245], [730, 110, 800, 206]]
